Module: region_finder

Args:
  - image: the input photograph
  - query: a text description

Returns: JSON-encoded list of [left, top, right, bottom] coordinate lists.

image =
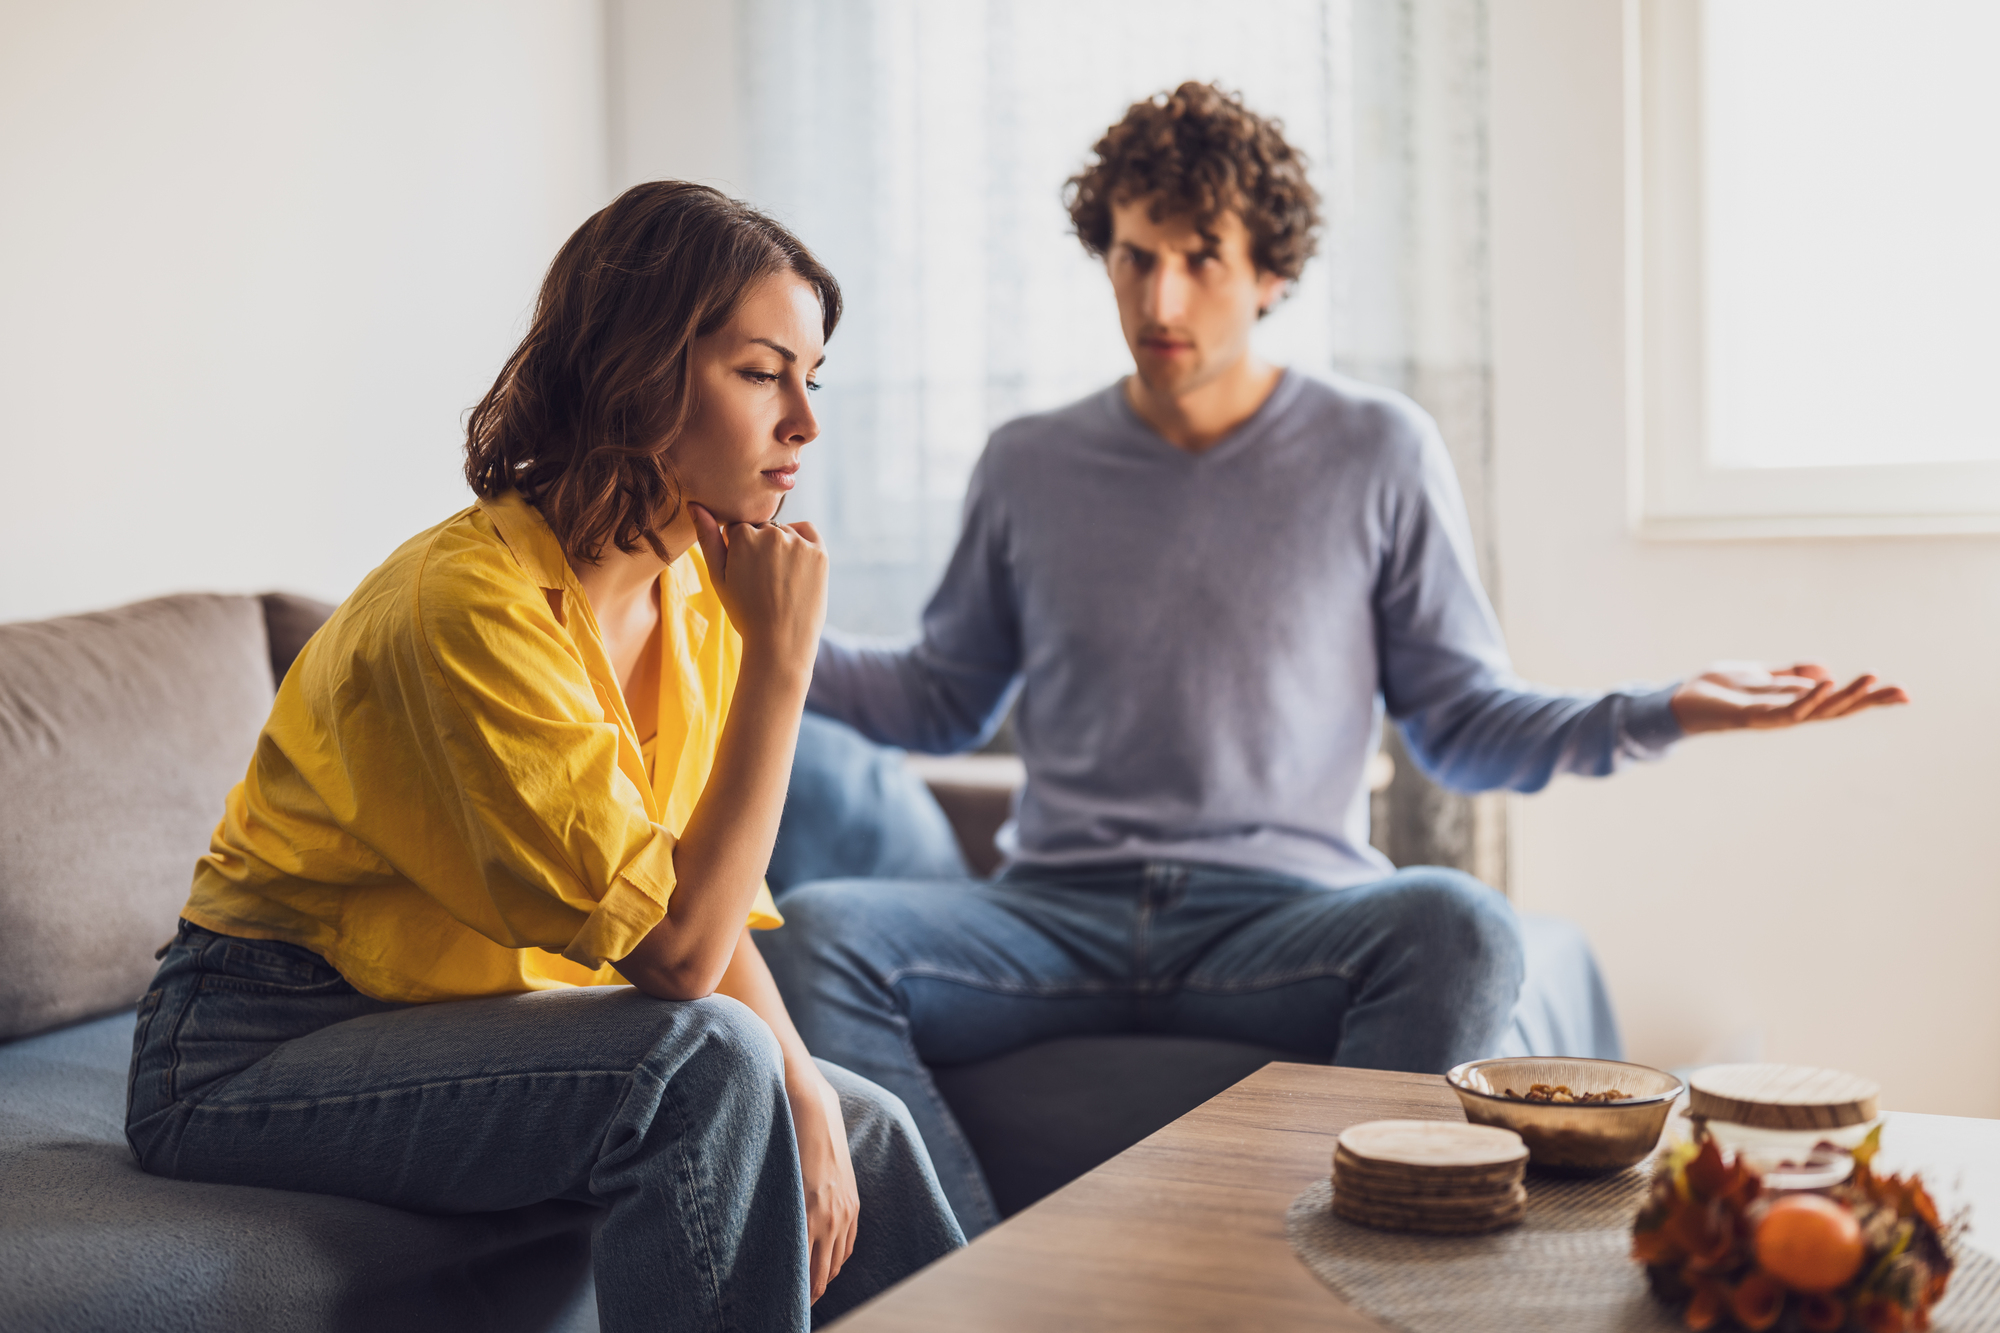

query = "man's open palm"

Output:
[[1669, 662, 1910, 735]]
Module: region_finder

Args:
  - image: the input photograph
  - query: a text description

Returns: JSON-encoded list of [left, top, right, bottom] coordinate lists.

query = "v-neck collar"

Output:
[[1111, 367, 1300, 464]]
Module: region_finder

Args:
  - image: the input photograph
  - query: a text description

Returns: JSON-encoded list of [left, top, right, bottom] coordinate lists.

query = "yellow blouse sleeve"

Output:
[[415, 550, 675, 970], [749, 880, 782, 931]]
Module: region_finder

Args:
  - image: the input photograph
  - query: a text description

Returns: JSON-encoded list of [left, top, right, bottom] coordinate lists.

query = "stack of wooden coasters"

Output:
[[1331, 1119, 1530, 1234]]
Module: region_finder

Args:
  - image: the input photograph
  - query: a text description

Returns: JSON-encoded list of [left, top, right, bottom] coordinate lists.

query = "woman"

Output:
[[126, 182, 963, 1330]]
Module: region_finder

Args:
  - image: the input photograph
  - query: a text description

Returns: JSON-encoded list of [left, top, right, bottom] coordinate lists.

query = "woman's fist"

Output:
[[690, 504, 827, 676]]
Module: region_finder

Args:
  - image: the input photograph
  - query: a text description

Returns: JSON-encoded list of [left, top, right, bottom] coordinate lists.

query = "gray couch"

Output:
[[1, 593, 599, 1332], [0, 592, 1622, 1330]]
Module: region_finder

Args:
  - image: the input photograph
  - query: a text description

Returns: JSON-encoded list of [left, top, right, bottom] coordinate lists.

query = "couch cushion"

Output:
[[1494, 912, 1625, 1061], [768, 713, 969, 896], [0, 1010, 596, 1333], [0, 595, 273, 1040]]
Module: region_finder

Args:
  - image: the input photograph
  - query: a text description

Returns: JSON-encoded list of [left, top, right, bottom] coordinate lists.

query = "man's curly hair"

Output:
[[1065, 82, 1320, 287]]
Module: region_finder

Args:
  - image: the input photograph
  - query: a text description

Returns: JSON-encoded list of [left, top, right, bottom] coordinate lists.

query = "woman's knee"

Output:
[[660, 993, 786, 1089], [817, 1059, 921, 1152]]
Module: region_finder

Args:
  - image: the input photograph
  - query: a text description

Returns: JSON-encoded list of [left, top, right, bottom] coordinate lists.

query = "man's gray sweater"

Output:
[[807, 370, 1682, 888]]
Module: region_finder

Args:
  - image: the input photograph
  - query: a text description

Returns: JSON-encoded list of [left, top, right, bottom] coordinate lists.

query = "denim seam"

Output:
[[884, 964, 1129, 1000], [1179, 963, 1358, 995], [126, 989, 162, 1106], [122, 990, 165, 1162], [221, 939, 332, 983], [180, 1070, 635, 1116], [154, 968, 207, 1116], [196, 974, 362, 998], [656, 1067, 728, 1330]]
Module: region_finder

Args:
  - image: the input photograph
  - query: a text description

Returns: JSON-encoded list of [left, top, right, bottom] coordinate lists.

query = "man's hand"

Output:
[[788, 1065, 859, 1304], [1669, 662, 1910, 735], [690, 503, 827, 676]]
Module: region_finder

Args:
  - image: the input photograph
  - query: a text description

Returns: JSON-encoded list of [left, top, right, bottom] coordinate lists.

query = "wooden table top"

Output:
[[831, 1062, 2000, 1332]]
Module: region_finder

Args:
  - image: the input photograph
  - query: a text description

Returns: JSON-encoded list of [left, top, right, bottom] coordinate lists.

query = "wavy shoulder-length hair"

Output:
[[465, 182, 841, 563]]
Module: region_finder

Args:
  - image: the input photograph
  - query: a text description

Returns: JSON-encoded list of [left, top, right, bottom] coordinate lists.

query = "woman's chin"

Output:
[[691, 495, 785, 527]]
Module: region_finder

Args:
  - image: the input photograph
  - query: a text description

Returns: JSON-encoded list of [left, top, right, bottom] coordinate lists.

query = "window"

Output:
[[732, 0, 1494, 629], [1632, 0, 2000, 537]]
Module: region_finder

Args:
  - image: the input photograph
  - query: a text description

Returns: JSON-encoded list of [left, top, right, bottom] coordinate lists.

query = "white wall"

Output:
[[604, 0, 744, 194], [1490, 1, 2000, 1117], [0, 0, 608, 622]]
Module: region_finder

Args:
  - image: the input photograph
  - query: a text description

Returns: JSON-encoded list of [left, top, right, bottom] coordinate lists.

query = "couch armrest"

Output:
[[902, 755, 1024, 877]]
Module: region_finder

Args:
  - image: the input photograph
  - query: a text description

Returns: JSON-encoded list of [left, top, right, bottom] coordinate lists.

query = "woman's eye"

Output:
[[806, 380, 821, 393], [740, 370, 779, 385]]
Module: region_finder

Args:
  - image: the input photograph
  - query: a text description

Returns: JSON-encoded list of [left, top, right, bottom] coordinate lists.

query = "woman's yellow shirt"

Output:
[[183, 492, 782, 1003]]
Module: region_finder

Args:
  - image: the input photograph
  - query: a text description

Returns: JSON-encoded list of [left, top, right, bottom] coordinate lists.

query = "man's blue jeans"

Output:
[[127, 923, 963, 1332], [758, 859, 1526, 1237]]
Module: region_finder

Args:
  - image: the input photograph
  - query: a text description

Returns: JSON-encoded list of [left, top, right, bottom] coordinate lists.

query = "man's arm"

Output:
[[1394, 672, 1687, 793], [806, 452, 1023, 754], [1377, 428, 1906, 792], [1365, 423, 1670, 791], [1396, 657, 1907, 793]]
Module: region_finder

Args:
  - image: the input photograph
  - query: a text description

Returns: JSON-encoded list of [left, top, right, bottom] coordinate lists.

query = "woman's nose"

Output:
[[783, 390, 819, 447]]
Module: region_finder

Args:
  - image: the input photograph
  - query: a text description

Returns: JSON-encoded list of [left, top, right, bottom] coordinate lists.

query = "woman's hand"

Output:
[[1670, 661, 1910, 734], [690, 503, 827, 677], [788, 1064, 859, 1304]]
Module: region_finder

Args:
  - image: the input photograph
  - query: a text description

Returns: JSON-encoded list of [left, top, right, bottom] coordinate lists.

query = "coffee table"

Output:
[[830, 1063, 2000, 1331]]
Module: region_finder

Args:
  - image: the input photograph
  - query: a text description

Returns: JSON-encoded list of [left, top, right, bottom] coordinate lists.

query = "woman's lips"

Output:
[[762, 466, 799, 491]]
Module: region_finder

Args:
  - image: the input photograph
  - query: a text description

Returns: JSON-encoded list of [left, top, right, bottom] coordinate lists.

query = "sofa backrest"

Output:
[[260, 591, 337, 688], [0, 594, 320, 1042]]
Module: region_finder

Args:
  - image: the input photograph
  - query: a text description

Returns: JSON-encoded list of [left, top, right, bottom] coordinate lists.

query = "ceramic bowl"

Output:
[[1446, 1057, 1686, 1174]]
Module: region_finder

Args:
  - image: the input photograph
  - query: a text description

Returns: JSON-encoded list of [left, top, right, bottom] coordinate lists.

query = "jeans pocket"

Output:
[[187, 929, 353, 997], [197, 971, 359, 998]]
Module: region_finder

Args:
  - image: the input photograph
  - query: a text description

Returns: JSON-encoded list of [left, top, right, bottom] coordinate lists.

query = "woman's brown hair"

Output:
[[465, 182, 841, 563]]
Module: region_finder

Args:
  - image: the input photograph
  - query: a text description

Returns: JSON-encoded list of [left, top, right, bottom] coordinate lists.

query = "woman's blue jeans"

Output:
[[126, 923, 963, 1332]]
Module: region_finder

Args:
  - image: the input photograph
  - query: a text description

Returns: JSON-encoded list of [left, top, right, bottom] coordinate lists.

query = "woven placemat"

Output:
[[1287, 1169, 2000, 1333]]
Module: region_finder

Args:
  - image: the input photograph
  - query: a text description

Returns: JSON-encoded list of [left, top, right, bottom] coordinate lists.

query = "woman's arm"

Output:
[[715, 927, 859, 1303], [611, 512, 826, 1001]]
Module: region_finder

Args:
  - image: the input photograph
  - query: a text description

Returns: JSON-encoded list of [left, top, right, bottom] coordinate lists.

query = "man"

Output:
[[759, 82, 1906, 1236]]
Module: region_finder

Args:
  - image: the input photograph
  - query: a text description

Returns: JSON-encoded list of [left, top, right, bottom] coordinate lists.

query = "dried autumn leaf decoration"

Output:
[[1630, 1128, 1962, 1332]]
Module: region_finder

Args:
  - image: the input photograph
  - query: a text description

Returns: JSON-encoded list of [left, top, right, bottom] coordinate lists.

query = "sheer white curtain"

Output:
[[736, 0, 1498, 878]]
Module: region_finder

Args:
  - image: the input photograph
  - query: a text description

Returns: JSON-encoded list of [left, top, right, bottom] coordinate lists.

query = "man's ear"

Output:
[[1255, 271, 1290, 318]]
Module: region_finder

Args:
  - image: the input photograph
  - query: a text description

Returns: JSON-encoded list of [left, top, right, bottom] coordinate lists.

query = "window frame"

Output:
[[1627, 0, 2000, 540]]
